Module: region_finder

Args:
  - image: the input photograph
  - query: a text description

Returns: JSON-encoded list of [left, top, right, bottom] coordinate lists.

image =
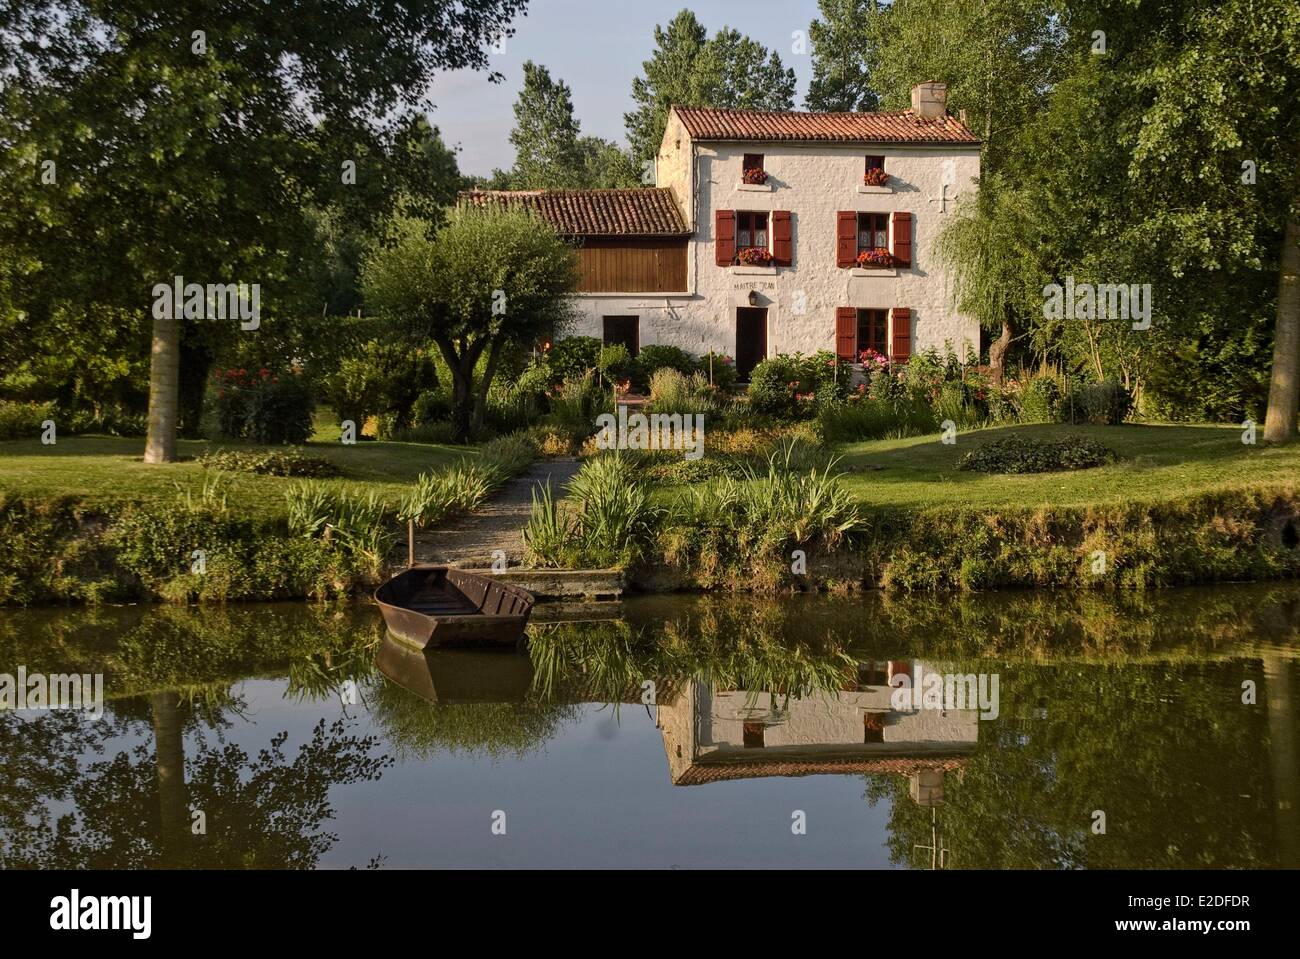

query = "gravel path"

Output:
[[413, 458, 580, 569]]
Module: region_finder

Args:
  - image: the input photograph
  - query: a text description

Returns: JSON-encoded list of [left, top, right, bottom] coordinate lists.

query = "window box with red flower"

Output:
[[737, 246, 773, 266], [862, 167, 890, 187], [855, 247, 895, 269]]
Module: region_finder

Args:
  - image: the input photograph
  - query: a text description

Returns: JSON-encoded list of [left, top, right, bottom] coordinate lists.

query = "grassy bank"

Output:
[[526, 425, 1300, 593], [835, 423, 1299, 509], [0, 432, 534, 606], [0, 435, 468, 519]]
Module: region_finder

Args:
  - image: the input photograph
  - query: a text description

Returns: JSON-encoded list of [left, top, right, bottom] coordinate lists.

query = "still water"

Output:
[[2, 585, 1298, 869]]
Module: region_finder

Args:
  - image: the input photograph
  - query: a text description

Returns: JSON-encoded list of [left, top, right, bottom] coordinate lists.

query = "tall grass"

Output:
[[285, 483, 396, 576], [818, 395, 937, 443], [523, 452, 661, 569]]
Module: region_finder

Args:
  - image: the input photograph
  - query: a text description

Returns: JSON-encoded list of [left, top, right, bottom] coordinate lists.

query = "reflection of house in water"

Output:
[[657, 660, 976, 801]]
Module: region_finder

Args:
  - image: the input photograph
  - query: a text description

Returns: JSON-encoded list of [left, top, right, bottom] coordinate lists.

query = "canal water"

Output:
[[2, 584, 1297, 868]]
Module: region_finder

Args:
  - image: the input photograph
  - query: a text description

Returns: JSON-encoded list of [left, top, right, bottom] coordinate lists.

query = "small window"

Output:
[[602, 315, 639, 357], [743, 722, 765, 748], [864, 713, 886, 744], [736, 211, 769, 252], [857, 212, 888, 254], [857, 309, 888, 359], [743, 153, 765, 174], [863, 156, 889, 186]]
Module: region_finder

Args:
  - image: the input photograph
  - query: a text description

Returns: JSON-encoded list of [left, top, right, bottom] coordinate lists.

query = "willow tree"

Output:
[[361, 206, 579, 442]]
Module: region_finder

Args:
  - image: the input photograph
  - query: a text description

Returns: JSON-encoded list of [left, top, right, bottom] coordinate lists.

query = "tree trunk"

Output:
[[143, 314, 181, 463], [150, 691, 189, 866], [471, 338, 505, 435], [1264, 206, 1300, 443], [988, 309, 1015, 385]]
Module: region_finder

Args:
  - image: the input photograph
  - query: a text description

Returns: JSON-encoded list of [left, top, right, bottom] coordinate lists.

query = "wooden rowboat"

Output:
[[374, 565, 535, 650]]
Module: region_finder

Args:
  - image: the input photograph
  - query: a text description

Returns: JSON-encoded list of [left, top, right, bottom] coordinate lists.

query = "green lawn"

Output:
[[835, 423, 1300, 510], [0, 434, 472, 518]]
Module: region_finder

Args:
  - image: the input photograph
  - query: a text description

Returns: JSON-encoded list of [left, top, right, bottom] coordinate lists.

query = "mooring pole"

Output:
[[408, 519, 415, 568]]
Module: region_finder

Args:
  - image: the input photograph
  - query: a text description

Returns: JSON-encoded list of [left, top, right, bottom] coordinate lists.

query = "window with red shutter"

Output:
[[890, 307, 912, 363], [715, 209, 735, 267], [835, 307, 857, 361], [771, 211, 792, 266], [836, 211, 857, 267], [891, 211, 912, 267]]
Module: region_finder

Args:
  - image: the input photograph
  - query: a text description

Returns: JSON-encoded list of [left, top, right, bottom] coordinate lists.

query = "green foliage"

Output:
[[362, 206, 579, 442], [195, 448, 341, 478], [0, 400, 55, 440], [212, 369, 315, 445], [321, 341, 438, 435], [597, 343, 634, 384], [633, 344, 698, 389], [1017, 375, 1062, 423], [956, 436, 1117, 474], [546, 372, 611, 438], [625, 10, 797, 167], [547, 337, 602, 384], [1062, 380, 1132, 426], [805, 0, 885, 111], [648, 369, 721, 417], [524, 453, 661, 568], [747, 352, 844, 419], [818, 394, 937, 442]]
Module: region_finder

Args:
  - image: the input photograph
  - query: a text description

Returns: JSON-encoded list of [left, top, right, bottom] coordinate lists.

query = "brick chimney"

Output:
[[911, 82, 948, 118]]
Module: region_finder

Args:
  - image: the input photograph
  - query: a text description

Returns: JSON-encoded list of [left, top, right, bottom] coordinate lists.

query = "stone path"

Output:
[[412, 458, 580, 569]]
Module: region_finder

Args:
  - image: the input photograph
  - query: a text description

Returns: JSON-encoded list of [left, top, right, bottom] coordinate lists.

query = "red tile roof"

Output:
[[674, 755, 969, 786], [673, 106, 980, 145], [459, 188, 690, 237]]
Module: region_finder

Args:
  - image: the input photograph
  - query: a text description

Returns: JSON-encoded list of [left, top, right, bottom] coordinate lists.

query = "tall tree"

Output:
[[805, 0, 886, 112], [625, 10, 796, 169], [0, 0, 525, 462], [500, 62, 641, 189], [506, 61, 586, 189], [361, 207, 579, 442]]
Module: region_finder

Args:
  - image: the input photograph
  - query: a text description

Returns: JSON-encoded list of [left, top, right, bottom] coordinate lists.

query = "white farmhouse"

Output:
[[465, 82, 981, 379]]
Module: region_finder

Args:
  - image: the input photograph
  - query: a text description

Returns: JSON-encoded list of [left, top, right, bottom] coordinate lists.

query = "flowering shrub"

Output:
[[863, 167, 890, 187], [858, 348, 889, 372], [747, 351, 847, 419], [856, 247, 894, 268], [742, 166, 768, 185], [738, 246, 773, 265], [212, 367, 315, 445]]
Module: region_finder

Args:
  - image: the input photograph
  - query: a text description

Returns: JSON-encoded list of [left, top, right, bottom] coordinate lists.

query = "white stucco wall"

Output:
[[567, 132, 981, 365]]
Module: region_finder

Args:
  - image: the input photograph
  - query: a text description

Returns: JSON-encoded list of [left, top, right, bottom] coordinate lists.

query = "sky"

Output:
[[427, 0, 824, 177]]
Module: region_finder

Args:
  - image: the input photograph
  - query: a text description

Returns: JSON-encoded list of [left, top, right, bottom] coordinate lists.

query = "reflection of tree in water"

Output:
[[527, 611, 856, 707], [865, 660, 1283, 868], [364, 673, 580, 762], [1, 690, 392, 869]]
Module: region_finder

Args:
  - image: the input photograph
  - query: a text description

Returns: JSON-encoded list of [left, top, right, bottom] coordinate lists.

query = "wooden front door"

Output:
[[735, 307, 768, 381]]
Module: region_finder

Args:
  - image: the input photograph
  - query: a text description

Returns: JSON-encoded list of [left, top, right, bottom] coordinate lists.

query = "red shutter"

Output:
[[835, 307, 857, 361], [891, 211, 912, 267], [891, 307, 912, 363], [836, 211, 857, 267], [715, 209, 735, 266], [772, 210, 792, 266]]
